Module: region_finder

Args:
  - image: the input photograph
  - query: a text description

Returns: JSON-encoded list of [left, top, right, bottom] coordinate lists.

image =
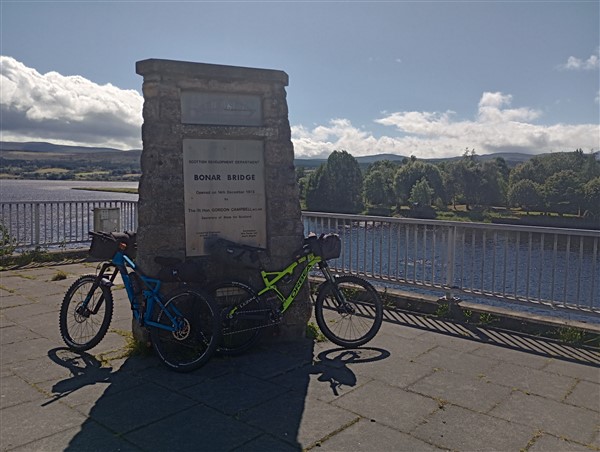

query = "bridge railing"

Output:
[[302, 212, 600, 316], [0, 200, 138, 249], [1, 201, 598, 316]]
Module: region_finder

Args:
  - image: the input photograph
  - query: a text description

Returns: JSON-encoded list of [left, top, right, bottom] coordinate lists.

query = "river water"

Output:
[[0, 180, 138, 202], [3, 180, 599, 324]]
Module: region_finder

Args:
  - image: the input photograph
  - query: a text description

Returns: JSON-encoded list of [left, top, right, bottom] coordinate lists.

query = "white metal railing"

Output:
[[1, 201, 598, 315], [1, 201, 138, 249], [302, 212, 600, 315]]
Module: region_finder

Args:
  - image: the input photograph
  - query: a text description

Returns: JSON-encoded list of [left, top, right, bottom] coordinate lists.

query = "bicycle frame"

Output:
[[83, 251, 184, 333], [253, 251, 338, 313]]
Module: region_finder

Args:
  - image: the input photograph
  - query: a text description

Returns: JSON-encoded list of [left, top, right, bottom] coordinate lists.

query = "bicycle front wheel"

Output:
[[150, 288, 220, 372], [211, 281, 268, 355], [59, 274, 114, 351], [315, 275, 383, 348]]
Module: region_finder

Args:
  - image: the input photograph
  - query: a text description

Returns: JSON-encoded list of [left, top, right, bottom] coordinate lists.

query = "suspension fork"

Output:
[[80, 263, 119, 315], [318, 261, 358, 316], [318, 261, 348, 306]]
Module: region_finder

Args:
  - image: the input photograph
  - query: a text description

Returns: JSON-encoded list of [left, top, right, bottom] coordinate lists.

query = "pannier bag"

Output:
[[89, 231, 137, 260], [205, 238, 262, 269], [305, 233, 341, 260]]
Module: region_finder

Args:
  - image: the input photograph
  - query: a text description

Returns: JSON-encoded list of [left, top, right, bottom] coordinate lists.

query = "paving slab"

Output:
[[181, 372, 289, 416], [411, 404, 535, 451], [1, 399, 87, 451], [564, 379, 600, 412], [412, 343, 499, 377], [407, 368, 513, 413], [332, 379, 440, 433], [124, 404, 262, 451], [0, 293, 34, 310], [528, 433, 595, 452], [484, 360, 578, 401], [489, 389, 599, 445], [10, 423, 136, 452], [0, 374, 47, 408], [1, 261, 599, 452], [318, 418, 442, 451], [241, 393, 359, 449], [470, 341, 553, 369]]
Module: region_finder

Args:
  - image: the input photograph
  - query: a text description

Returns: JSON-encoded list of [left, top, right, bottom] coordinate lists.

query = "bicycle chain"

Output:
[[221, 307, 281, 335]]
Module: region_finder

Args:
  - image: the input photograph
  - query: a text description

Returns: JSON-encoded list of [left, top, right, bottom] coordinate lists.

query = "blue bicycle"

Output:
[[59, 231, 220, 372]]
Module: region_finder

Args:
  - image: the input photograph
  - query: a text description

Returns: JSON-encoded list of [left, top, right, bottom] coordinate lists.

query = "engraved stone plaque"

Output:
[[183, 139, 266, 255], [181, 92, 263, 126]]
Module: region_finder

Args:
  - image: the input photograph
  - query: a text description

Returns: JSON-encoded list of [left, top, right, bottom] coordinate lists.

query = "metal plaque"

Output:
[[181, 91, 263, 126], [183, 139, 266, 256]]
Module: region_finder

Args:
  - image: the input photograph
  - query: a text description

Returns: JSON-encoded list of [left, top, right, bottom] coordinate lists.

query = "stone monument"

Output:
[[135, 58, 309, 340]]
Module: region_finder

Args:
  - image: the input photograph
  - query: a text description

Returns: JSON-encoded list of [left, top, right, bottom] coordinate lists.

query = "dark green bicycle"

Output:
[[207, 233, 384, 355]]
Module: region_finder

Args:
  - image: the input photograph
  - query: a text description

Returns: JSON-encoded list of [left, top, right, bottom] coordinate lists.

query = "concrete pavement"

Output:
[[1, 261, 599, 451]]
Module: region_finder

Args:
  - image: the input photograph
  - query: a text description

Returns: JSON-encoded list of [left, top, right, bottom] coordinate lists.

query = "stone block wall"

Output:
[[135, 59, 309, 340]]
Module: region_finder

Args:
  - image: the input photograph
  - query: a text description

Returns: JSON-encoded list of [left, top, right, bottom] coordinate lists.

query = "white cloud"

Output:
[[1, 56, 143, 149], [2, 57, 598, 160], [293, 91, 599, 159], [559, 50, 600, 71], [477, 92, 541, 123]]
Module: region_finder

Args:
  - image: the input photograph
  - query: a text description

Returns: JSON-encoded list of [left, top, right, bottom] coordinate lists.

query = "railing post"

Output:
[[444, 225, 457, 299], [33, 203, 40, 246]]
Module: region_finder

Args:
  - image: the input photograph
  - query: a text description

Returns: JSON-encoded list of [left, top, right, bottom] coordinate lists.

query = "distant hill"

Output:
[[1, 140, 540, 170], [295, 152, 539, 168], [0, 141, 139, 154]]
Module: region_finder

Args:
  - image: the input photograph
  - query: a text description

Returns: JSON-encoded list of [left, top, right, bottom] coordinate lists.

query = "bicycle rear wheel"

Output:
[[150, 288, 220, 372], [211, 281, 268, 355], [59, 274, 114, 351], [315, 275, 383, 348]]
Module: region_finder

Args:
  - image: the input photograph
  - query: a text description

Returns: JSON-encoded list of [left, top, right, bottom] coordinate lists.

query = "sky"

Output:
[[1, 1, 599, 159]]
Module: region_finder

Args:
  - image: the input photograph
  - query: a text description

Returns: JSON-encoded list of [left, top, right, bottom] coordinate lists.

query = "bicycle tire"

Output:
[[59, 274, 114, 351], [315, 275, 383, 348], [211, 281, 268, 355], [150, 288, 220, 372]]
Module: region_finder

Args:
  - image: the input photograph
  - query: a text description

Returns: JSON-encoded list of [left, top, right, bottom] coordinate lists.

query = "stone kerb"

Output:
[[136, 58, 308, 341]]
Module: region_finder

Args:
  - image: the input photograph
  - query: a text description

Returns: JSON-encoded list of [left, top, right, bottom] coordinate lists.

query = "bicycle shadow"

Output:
[[310, 347, 391, 396], [42, 348, 113, 407]]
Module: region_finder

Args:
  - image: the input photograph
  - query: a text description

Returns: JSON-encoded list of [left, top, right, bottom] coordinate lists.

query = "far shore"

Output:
[[72, 187, 138, 194]]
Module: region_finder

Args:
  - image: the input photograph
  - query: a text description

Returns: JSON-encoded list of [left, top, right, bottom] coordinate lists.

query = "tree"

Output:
[[479, 160, 507, 206], [295, 166, 309, 204], [583, 177, 600, 217], [393, 161, 444, 206], [409, 177, 434, 206], [305, 150, 363, 213], [543, 170, 583, 215], [305, 165, 329, 211], [444, 152, 508, 210], [445, 156, 480, 210], [510, 150, 600, 187], [362, 160, 398, 208], [507, 179, 543, 214], [363, 170, 387, 206]]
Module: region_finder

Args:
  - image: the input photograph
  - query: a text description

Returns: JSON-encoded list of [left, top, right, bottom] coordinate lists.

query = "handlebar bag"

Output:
[[89, 231, 136, 259], [304, 233, 341, 260], [317, 233, 341, 260]]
